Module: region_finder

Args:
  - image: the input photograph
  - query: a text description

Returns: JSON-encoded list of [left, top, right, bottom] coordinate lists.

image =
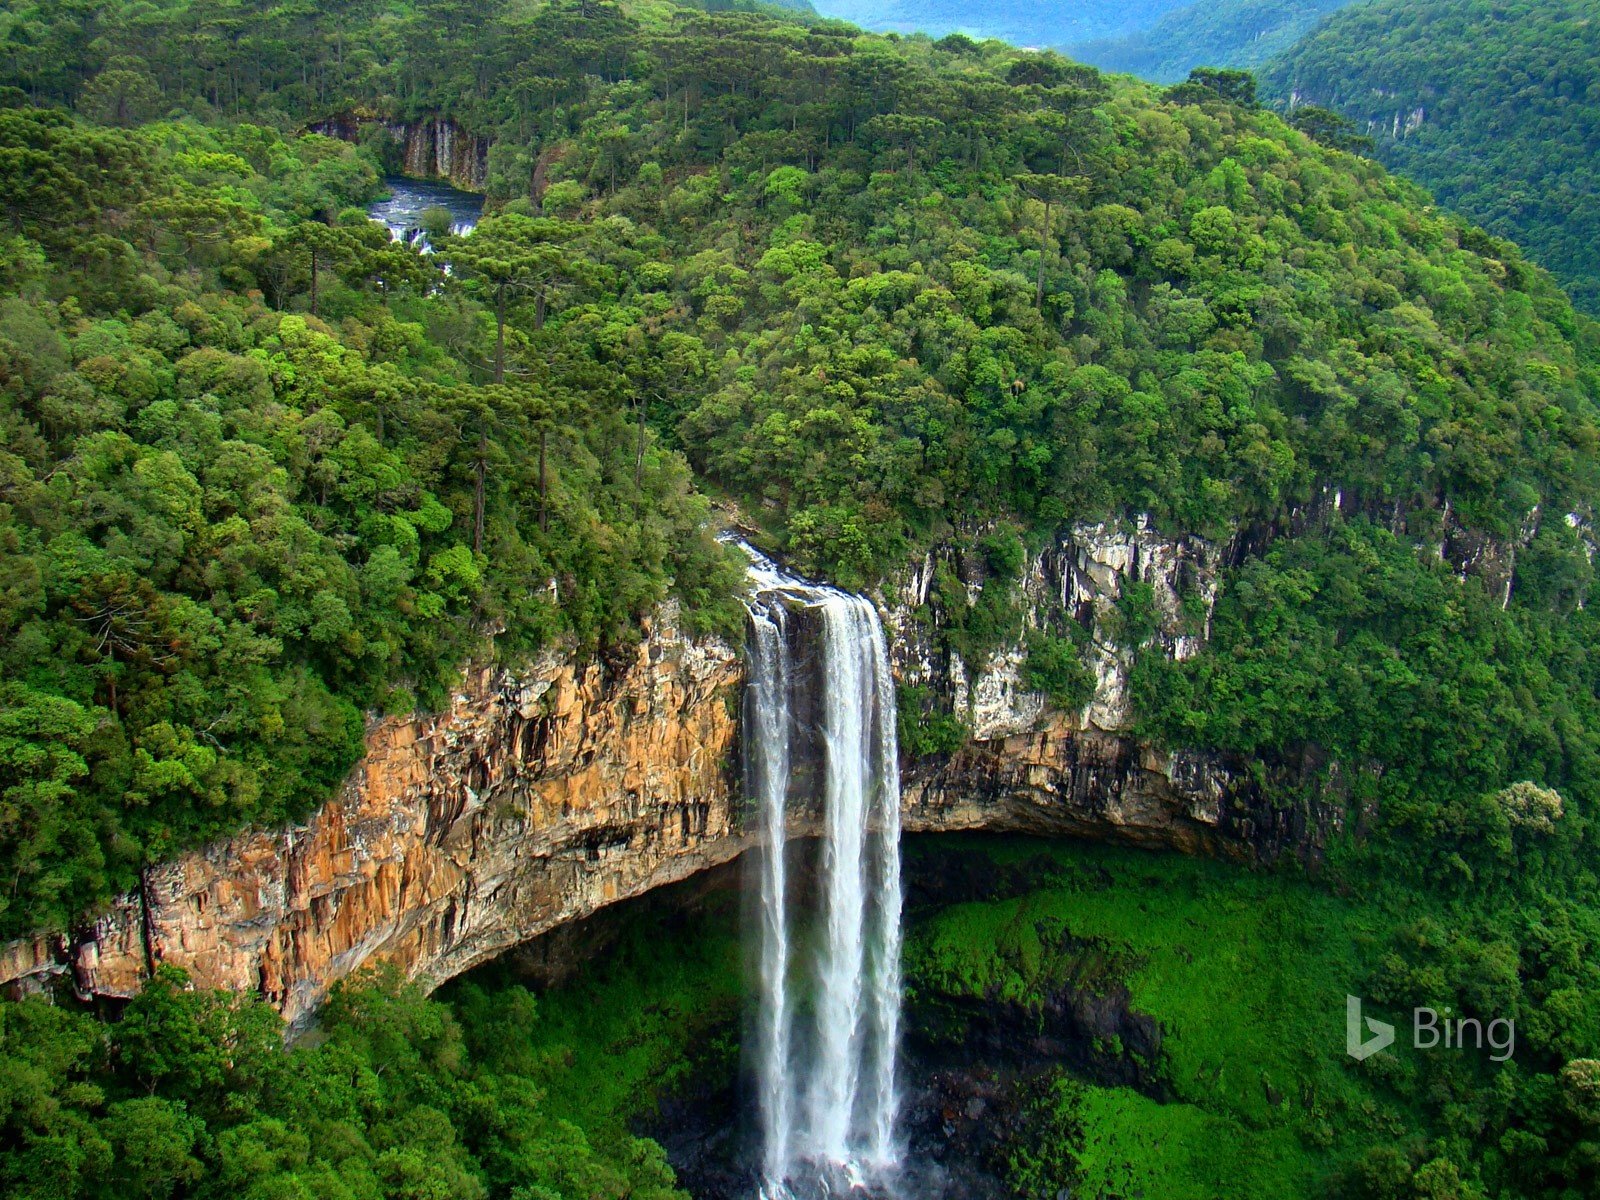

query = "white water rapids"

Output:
[[740, 545, 904, 1198]]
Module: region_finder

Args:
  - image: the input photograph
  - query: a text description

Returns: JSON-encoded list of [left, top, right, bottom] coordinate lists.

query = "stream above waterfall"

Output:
[[366, 175, 483, 247]]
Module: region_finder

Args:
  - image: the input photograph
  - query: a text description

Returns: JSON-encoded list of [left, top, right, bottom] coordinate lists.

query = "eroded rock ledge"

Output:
[[1, 523, 1329, 1025], [8, 610, 742, 1028], [308, 111, 489, 191]]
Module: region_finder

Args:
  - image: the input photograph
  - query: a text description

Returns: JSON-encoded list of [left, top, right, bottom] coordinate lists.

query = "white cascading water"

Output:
[[739, 545, 903, 1198], [746, 599, 795, 1184]]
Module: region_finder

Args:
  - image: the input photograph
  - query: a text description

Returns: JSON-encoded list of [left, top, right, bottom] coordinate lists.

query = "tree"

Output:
[[444, 213, 583, 382], [1288, 104, 1374, 154], [77, 57, 163, 127], [619, 328, 709, 492], [280, 222, 362, 317], [860, 113, 944, 175], [1014, 172, 1089, 309], [1168, 67, 1258, 107], [0, 684, 99, 930]]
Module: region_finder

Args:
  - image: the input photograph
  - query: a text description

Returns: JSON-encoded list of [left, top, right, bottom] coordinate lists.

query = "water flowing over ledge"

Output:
[[2, 523, 1320, 1027], [739, 544, 904, 1198]]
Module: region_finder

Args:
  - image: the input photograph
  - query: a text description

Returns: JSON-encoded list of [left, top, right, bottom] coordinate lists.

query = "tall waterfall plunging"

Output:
[[739, 545, 904, 1198]]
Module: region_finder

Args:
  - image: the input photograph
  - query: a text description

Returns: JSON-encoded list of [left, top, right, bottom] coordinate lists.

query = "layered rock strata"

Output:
[[1, 523, 1331, 1020], [308, 112, 489, 191]]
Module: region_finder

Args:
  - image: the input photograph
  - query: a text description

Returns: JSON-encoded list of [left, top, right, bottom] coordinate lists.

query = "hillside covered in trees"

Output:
[[1263, 0, 1600, 315], [2, 0, 1596, 932], [3, 0, 1600, 1195]]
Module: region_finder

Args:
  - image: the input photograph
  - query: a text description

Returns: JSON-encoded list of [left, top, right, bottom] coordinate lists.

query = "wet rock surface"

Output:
[[308, 111, 489, 190]]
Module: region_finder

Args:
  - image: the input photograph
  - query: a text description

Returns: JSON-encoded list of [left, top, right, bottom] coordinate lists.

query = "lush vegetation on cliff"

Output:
[[8, 0, 1597, 587], [6, 0, 1595, 943], [1136, 516, 1600, 886], [0, 98, 741, 936], [1262, 0, 1600, 315], [3, 0, 1600, 1195]]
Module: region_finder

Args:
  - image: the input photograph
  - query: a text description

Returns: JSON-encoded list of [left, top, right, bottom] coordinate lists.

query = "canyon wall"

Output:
[[308, 112, 489, 191], [887, 517, 1331, 859], [4, 609, 742, 1029], [0, 523, 1331, 1023]]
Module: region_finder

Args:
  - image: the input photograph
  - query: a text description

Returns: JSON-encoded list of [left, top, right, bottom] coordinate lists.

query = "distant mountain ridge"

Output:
[[806, 0, 1364, 80], [1075, 0, 1355, 82], [806, 0, 1191, 49]]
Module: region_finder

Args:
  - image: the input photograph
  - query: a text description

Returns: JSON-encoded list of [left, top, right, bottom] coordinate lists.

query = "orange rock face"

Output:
[[64, 611, 744, 1030], [0, 587, 1325, 1026]]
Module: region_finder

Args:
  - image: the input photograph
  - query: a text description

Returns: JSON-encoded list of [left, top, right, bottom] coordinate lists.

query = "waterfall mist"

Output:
[[740, 546, 904, 1199]]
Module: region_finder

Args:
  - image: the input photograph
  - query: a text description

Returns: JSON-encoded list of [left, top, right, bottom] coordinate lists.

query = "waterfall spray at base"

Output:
[[740, 546, 904, 1199]]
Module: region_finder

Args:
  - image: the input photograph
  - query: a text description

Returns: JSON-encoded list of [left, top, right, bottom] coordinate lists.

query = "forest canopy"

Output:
[[1262, 0, 1600, 315], [3, 1, 1600, 1197], [2, 0, 1599, 936]]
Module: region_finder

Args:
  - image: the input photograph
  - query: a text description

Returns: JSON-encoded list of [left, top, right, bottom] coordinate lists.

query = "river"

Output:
[[367, 175, 484, 247]]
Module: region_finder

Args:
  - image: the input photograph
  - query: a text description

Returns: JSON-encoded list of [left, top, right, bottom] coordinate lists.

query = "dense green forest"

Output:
[[0, 0, 1590, 943], [3, 0, 1600, 1195], [1, 0, 1595, 941], [1263, 0, 1600, 315], [0, 100, 744, 937], [0, 959, 712, 1200], [1078, 0, 1355, 83]]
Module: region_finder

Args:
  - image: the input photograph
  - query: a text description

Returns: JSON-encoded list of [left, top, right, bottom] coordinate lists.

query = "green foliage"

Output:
[[0, 9, 1599, 1193], [904, 838, 1380, 1195], [6, 0, 1594, 594], [448, 891, 744, 1138], [0, 103, 740, 936], [929, 552, 1026, 668], [1021, 628, 1095, 709], [1289, 104, 1376, 155], [1167, 66, 1260, 107], [0, 966, 689, 1200], [905, 834, 1600, 1199], [1134, 517, 1600, 890], [895, 681, 969, 757], [1263, 0, 1600, 314]]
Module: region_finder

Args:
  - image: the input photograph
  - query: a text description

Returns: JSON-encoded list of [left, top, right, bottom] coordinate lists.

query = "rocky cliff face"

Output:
[[888, 518, 1331, 859], [5, 609, 742, 1028], [0, 521, 1332, 1019], [309, 112, 489, 191], [885, 517, 1222, 740]]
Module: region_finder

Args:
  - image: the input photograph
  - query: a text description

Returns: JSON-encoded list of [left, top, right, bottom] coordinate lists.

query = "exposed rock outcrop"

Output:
[[308, 112, 489, 191], [50, 609, 743, 1029], [0, 521, 1333, 1020], [889, 518, 1330, 860], [886, 517, 1221, 740]]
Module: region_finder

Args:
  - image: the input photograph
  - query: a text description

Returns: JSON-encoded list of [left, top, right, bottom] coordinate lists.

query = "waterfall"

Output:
[[740, 545, 903, 1197], [747, 601, 795, 1183]]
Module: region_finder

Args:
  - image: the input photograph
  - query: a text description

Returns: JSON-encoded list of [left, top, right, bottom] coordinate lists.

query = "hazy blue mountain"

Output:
[[806, 0, 1190, 49], [1073, 0, 1356, 81]]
